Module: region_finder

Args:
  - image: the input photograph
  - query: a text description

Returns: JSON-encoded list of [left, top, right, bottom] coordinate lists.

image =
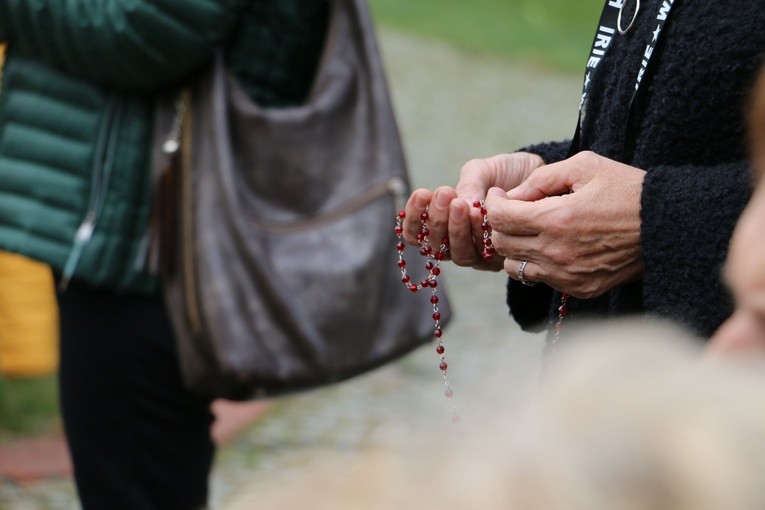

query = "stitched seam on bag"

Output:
[[249, 178, 398, 233]]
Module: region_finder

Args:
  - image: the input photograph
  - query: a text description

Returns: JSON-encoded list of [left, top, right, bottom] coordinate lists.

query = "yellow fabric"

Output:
[[0, 42, 59, 376], [0, 46, 60, 378], [0, 252, 59, 377]]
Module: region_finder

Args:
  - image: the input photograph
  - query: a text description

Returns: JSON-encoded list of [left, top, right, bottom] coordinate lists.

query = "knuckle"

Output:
[[548, 245, 574, 267], [571, 150, 603, 173], [573, 150, 598, 166], [557, 272, 578, 292], [546, 209, 576, 233], [577, 284, 601, 300], [490, 233, 509, 254], [452, 256, 476, 268], [459, 158, 491, 180], [571, 278, 606, 299]]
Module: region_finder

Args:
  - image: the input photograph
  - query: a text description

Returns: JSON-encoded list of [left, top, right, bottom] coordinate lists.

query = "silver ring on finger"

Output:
[[518, 260, 536, 287]]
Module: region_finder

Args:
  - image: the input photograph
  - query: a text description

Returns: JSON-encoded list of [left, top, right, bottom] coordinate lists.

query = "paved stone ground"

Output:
[[0, 28, 581, 510]]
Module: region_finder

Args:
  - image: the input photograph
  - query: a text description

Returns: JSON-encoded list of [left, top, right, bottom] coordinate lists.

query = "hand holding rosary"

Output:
[[394, 200, 494, 423], [395, 198, 572, 416]]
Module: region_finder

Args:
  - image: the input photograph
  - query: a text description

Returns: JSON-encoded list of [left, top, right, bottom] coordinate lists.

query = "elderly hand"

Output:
[[402, 152, 544, 271], [484, 151, 646, 298]]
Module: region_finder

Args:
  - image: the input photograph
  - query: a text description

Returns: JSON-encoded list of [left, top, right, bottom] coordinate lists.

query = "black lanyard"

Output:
[[568, 0, 678, 160]]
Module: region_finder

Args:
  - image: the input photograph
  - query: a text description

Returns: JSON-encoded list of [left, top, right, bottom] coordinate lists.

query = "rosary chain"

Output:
[[395, 201, 493, 424]]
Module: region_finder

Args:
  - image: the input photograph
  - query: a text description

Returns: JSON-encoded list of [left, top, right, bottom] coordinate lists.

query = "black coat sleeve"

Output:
[[641, 161, 754, 336]]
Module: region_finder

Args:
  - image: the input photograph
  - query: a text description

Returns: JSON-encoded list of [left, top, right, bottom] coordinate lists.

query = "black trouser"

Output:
[[57, 281, 215, 510]]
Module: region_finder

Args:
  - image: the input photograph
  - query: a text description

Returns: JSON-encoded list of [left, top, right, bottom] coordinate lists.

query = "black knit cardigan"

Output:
[[512, 0, 764, 338]]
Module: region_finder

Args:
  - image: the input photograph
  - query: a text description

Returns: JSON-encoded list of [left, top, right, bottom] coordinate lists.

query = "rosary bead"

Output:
[[394, 202, 474, 426]]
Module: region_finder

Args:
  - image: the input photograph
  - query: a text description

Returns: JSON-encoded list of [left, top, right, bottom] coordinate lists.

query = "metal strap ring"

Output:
[[617, 0, 641, 35]]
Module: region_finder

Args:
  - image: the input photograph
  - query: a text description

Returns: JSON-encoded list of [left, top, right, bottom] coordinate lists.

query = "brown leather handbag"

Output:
[[153, 0, 450, 400]]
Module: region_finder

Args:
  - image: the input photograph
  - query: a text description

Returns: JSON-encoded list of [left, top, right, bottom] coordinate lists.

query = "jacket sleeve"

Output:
[[0, 0, 242, 91], [521, 139, 572, 165], [641, 160, 753, 337], [503, 138, 571, 332]]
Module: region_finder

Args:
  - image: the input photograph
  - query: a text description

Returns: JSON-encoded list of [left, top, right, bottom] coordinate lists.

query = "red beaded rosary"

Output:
[[394, 201, 494, 424], [553, 294, 569, 346]]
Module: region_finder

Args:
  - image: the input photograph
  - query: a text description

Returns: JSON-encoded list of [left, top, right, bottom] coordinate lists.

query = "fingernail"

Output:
[[450, 201, 466, 220], [435, 192, 451, 208]]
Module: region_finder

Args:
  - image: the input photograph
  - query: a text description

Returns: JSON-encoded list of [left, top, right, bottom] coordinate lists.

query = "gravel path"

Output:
[[0, 28, 582, 510]]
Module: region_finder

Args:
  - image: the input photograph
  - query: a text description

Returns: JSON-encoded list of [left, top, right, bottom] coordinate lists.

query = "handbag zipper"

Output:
[[251, 176, 408, 234], [59, 97, 121, 291]]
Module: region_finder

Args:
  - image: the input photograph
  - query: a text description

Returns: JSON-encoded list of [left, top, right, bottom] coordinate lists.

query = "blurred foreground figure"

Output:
[[709, 70, 765, 357], [255, 322, 765, 510]]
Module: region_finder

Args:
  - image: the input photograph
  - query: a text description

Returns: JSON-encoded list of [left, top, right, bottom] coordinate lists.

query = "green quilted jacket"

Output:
[[0, 0, 328, 294]]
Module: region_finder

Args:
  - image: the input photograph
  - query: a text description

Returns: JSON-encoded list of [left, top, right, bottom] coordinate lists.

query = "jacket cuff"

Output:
[[506, 278, 553, 333], [519, 140, 572, 165]]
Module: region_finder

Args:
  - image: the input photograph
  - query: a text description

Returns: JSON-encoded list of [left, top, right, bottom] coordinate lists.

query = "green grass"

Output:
[[368, 0, 604, 72], [0, 375, 60, 439]]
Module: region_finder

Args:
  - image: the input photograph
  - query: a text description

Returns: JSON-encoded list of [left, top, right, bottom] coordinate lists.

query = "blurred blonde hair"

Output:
[[496, 321, 765, 510], [244, 320, 765, 510]]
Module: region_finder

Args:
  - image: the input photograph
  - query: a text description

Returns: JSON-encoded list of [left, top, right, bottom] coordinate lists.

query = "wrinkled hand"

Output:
[[402, 152, 544, 271], [484, 151, 646, 298]]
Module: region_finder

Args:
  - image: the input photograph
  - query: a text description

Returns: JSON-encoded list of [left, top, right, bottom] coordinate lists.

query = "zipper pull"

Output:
[[58, 213, 97, 292], [162, 94, 187, 155], [75, 213, 96, 243]]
